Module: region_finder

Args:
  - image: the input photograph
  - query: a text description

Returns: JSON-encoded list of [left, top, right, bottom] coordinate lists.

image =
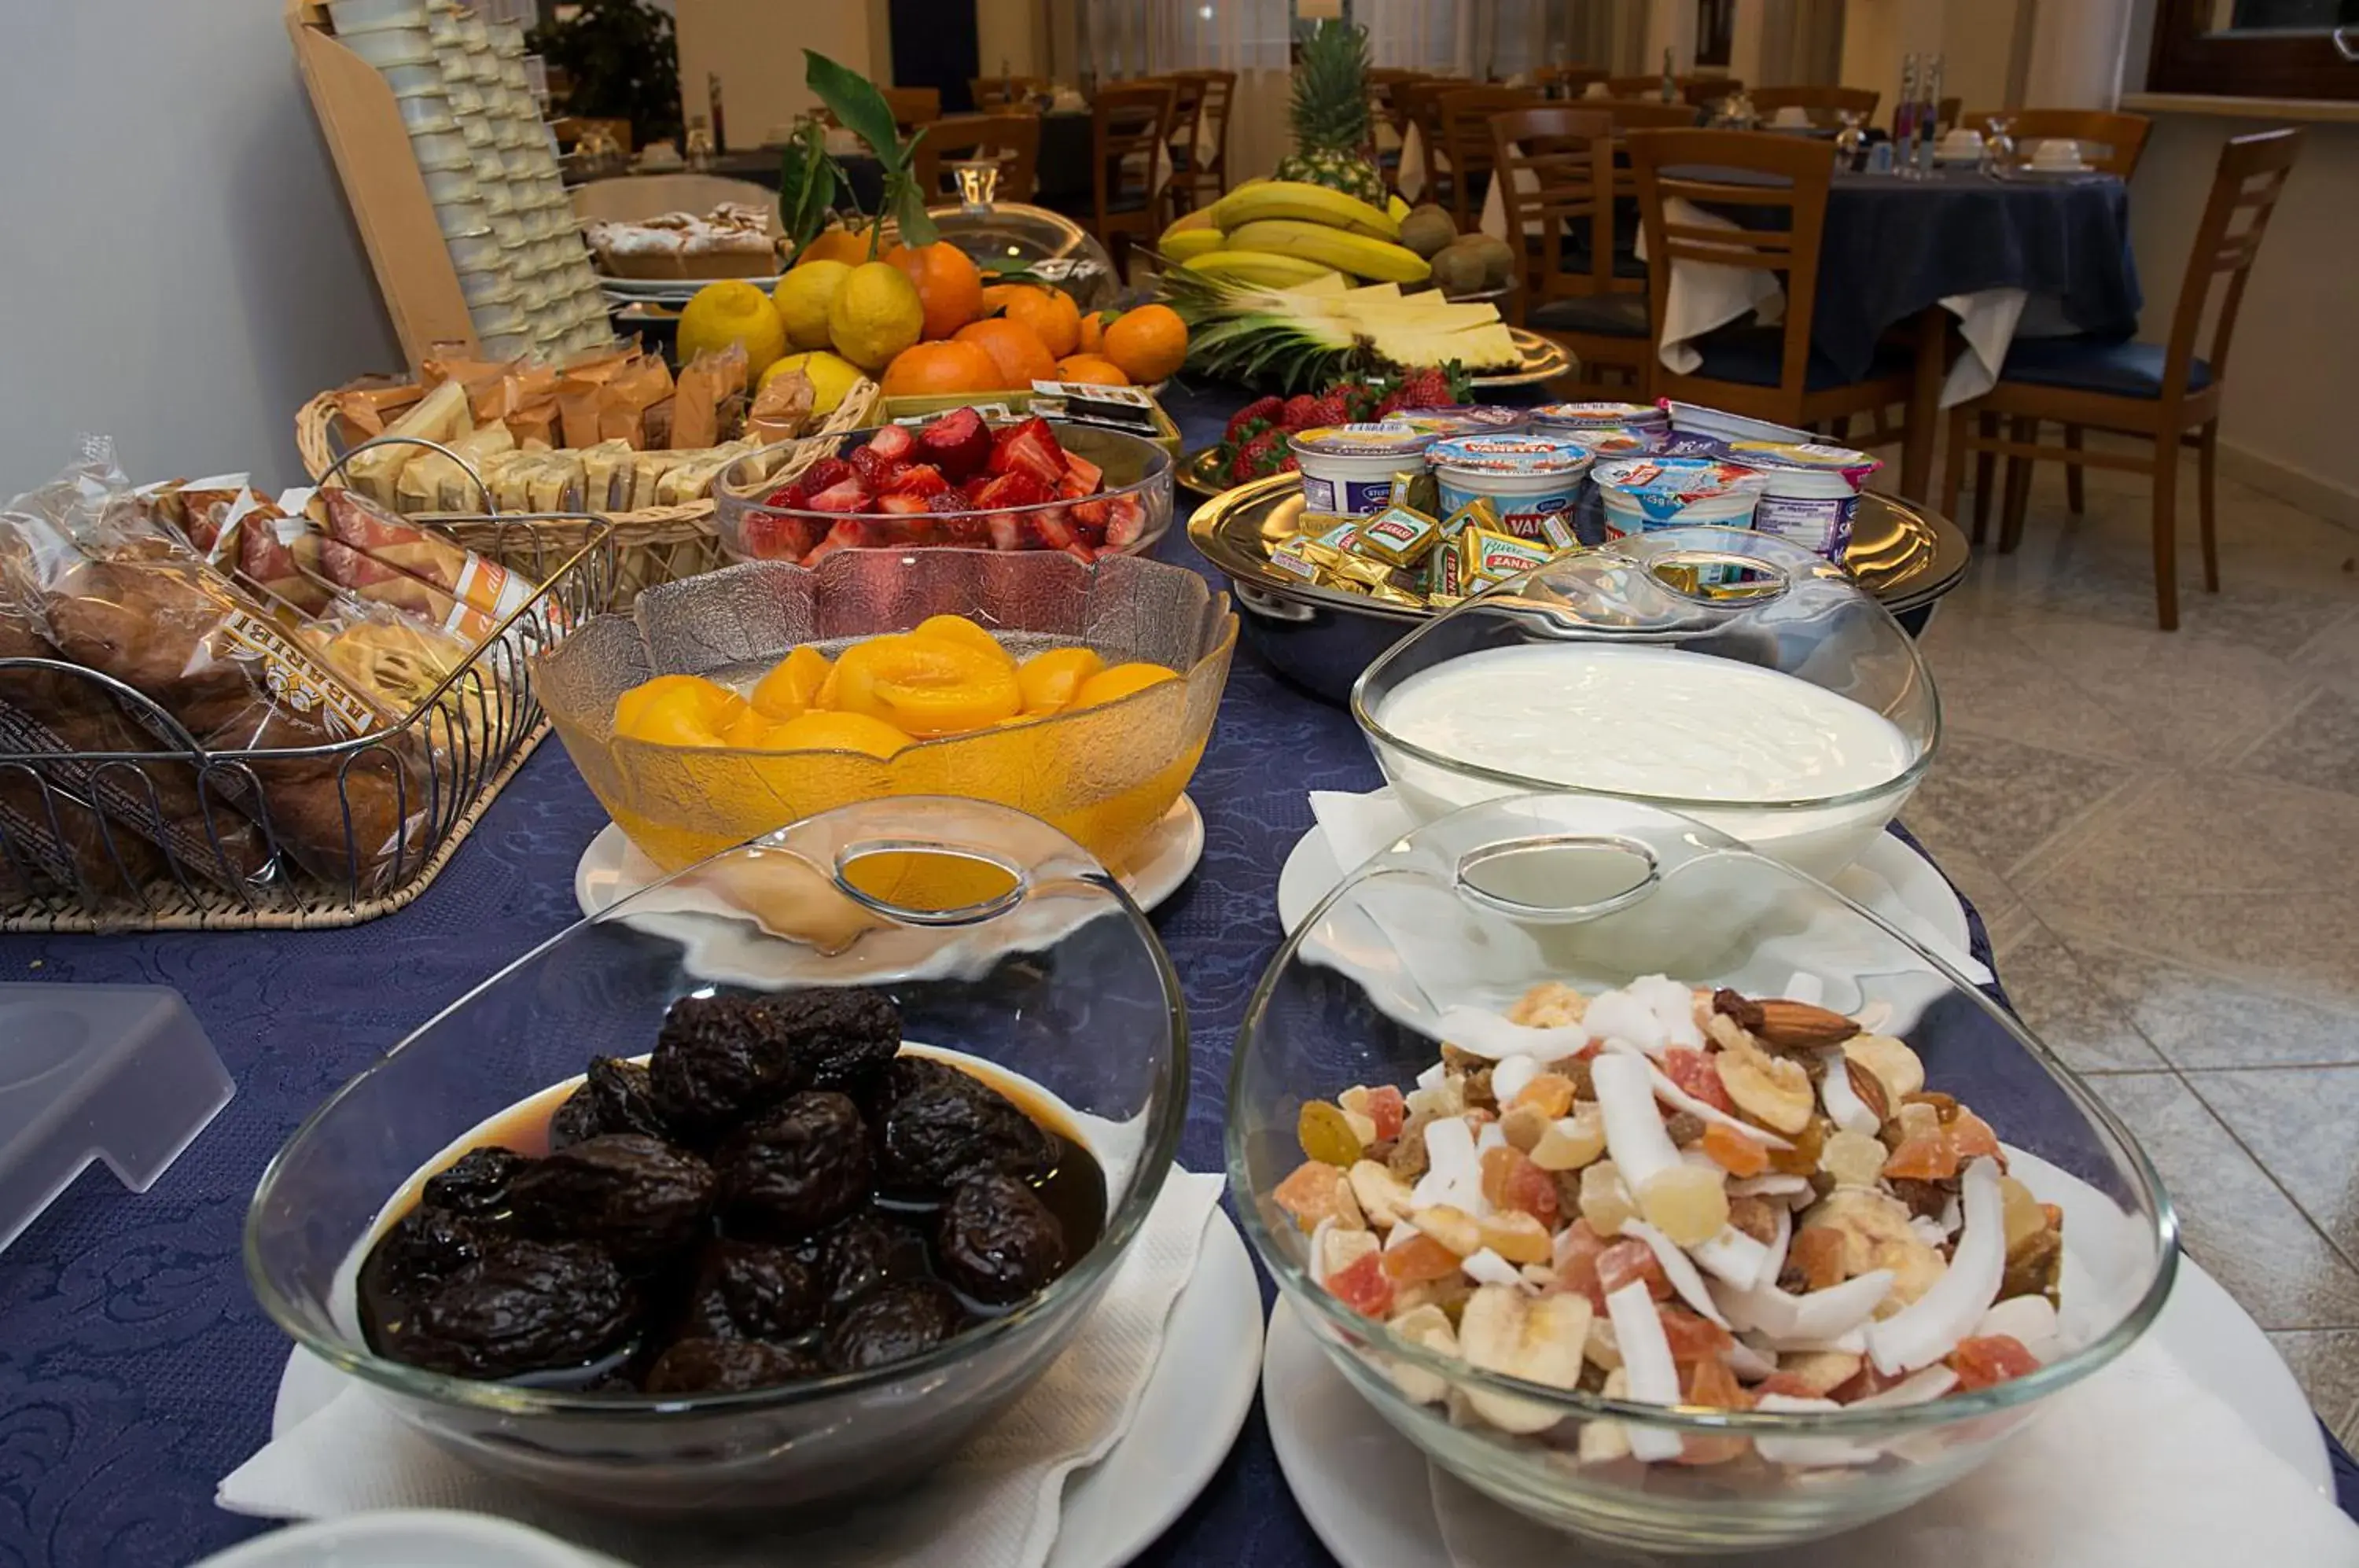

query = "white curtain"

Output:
[[1361, 0, 1476, 73], [1075, 0, 1295, 184]]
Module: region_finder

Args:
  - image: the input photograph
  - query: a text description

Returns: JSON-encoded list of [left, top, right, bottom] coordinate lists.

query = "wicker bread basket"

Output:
[[295, 374, 881, 607]]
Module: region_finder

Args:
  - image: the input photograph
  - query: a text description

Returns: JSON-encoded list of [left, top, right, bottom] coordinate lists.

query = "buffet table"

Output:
[[0, 385, 2350, 1566]]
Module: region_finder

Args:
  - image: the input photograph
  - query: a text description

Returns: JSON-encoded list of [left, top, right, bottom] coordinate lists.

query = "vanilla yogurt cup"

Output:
[[1289, 424, 1438, 516]]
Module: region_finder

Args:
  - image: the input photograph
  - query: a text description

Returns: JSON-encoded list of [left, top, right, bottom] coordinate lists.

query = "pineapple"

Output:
[[1274, 20, 1386, 206]]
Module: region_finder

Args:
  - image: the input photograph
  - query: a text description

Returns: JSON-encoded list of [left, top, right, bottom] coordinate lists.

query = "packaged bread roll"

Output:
[[577, 440, 631, 512], [344, 380, 472, 505]]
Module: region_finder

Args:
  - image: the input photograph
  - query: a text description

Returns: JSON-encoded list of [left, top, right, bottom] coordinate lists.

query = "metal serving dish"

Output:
[[1187, 473, 1969, 704]]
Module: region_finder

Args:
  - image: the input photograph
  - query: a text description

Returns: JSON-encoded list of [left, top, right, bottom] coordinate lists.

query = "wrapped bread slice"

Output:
[[343, 380, 471, 505], [527, 454, 582, 513], [577, 440, 631, 513]]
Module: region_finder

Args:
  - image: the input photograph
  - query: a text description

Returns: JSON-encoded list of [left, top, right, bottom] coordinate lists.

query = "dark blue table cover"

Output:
[[0, 384, 2345, 1566], [1698, 166, 2144, 385]]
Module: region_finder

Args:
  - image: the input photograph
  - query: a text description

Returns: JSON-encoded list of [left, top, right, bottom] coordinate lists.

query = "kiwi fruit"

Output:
[[1399, 204, 1459, 259], [1430, 242, 1488, 296], [1467, 234, 1517, 289]]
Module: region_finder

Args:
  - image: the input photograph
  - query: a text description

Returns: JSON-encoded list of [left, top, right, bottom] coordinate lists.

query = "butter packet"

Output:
[[1461, 526, 1553, 583], [1440, 496, 1497, 540], [1355, 503, 1441, 568]]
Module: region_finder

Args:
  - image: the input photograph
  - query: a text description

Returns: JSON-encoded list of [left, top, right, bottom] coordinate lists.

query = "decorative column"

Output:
[[2022, 0, 2135, 108]]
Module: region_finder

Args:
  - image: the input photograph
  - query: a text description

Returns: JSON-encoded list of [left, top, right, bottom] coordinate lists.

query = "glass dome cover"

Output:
[[928, 164, 1117, 311]]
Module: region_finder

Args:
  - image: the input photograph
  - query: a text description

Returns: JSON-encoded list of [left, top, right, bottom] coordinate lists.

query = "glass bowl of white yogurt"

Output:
[[1350, 528, 1938, 879]]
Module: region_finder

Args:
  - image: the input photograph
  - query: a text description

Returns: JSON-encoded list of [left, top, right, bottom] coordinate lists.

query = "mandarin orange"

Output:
[[981, 283, 1081, 357], [951, 317, 1058, 389], [880, 339, 1003, 397], [1102, 304, 1188, 385], [884, 241, 985, 340], [1051, 354, 1130, 386]]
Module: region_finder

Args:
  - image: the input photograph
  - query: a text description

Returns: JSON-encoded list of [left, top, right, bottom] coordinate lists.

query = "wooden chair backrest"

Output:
[[1602, 100, 1703, 131], [1628, 127, 1835, 408], [970, 75, 1051, 109], [1547, 65, 1610, 97], [1091, 80, 1176, 216], [1438, 86, 1544, 222], [880, 86, 940, 131], [1177, 68, 1236, 175], [912, 112, 1042, 203], [1492, 107, 1633, 303], [2162, 126, 2303, 397], [1751, 84, 1881, 126], [1399, 80, 1456, 179], [1680, 75, 1743, 108], [1960, 107, 2153, 178], [1604, 75, 1669, 98]]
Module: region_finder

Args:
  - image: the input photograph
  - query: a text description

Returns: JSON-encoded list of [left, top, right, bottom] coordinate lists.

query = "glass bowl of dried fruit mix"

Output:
[[712, 414, 1172, 565], [1227, 792, 2173, 1555], [247, 797, 1187, 1518]]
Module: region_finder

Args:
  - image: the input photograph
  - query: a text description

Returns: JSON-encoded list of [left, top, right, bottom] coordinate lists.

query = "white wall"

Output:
[[977, 0, 1042, 79], [676, 0, 879, 149], [0, 2, 401, 491]]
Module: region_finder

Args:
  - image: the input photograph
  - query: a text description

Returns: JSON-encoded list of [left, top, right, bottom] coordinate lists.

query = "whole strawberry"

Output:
[[1229, 429, 1288, 484], [1393, 366, 1456, 408], [1225, 396, 1284, 444], [1280, 394, 1321, 431]]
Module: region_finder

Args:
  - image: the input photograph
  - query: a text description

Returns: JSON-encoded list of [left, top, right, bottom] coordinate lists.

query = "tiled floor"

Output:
[[1900, 441, 2359, 1444]]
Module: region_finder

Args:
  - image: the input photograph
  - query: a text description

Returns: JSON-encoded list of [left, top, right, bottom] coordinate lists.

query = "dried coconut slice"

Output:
[[1582, 989, 1668, 1058], [1461, 1246, 1530, 1290], [1851, 1364, 1960, 1408], [1626, 974, 1705, 1051], [1433, 1005, 1588, 1062], [1592, 1053, 1682, 1191], [1490, 1053, 1542, 1107], [1622, 1219, 1731, 1327], [1818, 1048, 1882, 1137], [1604, 1279, 1686, 1461], [1864, 1157, 2007, 1375], [1688, 1224, 1774, 1290], [1713, 1268, 1893, 1344], [1754, 1393, 1882, 1467], [1596, 1039, 1794, 1150], [1730, 1173, 1813, 1200], [1975, 1295, 2063, 1363]]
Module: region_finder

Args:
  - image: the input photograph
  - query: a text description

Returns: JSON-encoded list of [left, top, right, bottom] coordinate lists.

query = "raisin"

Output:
[[876, 1066, 1053, 1196], [1888, 1175, 1955, 1220], [393, 1239, 638, 1380], [552, 1057, 672, 1150], [643, 1336, 825, 1393], [423, 1147, 531, 1217], [507, 1134, 717, 1266], [720, 1092, 874, 1239], [2000, 1225, 2063, 1305], [648, 993, 817, 1140], [1662, 1110, 1706, 1146], [825, 1279, 968, 1373], [937, 1172, 1069, 1305]]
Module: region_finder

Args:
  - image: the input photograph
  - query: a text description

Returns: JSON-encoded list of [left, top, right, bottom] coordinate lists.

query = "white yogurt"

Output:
[[1371, 644, 1920, 875]]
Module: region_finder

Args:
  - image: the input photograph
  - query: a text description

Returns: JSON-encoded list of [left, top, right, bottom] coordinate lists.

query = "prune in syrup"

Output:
[[394, 1239, 638, 1380], [551, 1057, 672, 1151], [370, 1205, 488, 1298], [877, 1066, 1054, 1195], [645, 1337, 826, 1394], [719, 1091, 873, 1239], [812, 1210, 930, 1319], [826, 1279, 968, 1373], [937, 1172, 1069, 1305], [683, 1239, 825, 1342], [648, 993, 816, 1139], [507, 1134, 717, 1266], [772, 988, 902, 1103], [422, 1147, 531, 1217]]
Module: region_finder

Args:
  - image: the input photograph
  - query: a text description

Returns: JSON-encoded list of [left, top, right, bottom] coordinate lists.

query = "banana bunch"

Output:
[[1158, 179, 1432, 289]]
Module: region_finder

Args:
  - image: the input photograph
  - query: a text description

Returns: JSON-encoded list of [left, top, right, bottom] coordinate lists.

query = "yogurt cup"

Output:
[[1386, 405, 1529, 440], [1428, 432, 1595, 540], [1724, 440, 1879, 559], [1530, 400, 1669, 440], [1289, 424, 1438, 516], [1590, 455, 1767, 547]]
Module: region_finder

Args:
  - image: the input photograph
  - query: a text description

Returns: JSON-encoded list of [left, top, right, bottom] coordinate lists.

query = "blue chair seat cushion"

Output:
[[1998, 337, 2212, 399], [1688, 326, 1914, 392], [1528, 295, 1651, 338]]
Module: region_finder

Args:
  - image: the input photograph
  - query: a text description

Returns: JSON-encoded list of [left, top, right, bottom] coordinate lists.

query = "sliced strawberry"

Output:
[[867, 422, 918, 462], [929, 484, 976, 512], [801, 456, 856, 492], [935, 511, 993, 543], [919, 407, 992, 480], [808, 479, 872, 513], [972, 470, 1053, 510], [986, 513, 1026, 550], [887, 462, 949, 496], [850, 445, 900, 491], [876, 494, 931, 515], [1028, 504, 1078, 551], [988, 417, 1067, 487], [762, 480, 814, 510], [1071, 497, 1113, 531], [1061, 451, 1105, 495], [1102, 493, 1148, 550], [737, 510, 823, 561]]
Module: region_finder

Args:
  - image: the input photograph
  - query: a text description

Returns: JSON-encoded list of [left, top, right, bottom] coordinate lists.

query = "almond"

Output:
[[1711, 988, 1765, 1031], [1844, 1057, 1891, 1124], [1752, 999, 1860, 1051]]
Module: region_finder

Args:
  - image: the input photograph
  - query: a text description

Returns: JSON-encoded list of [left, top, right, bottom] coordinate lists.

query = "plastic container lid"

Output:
[[1289, 424, 1439, 464], [1384, 406, 1529, 440], [1530, 399, 1669, 430], [1592, 455, 1766, 525], [0, 984, 233, 1255], [1426, 432, 1595, 479]]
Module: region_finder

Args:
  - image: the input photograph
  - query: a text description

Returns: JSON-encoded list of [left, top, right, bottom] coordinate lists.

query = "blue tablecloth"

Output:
[[0, 385, 2347, 1566]]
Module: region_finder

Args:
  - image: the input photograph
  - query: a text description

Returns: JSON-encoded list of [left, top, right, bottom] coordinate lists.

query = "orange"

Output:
[[1016, 647, 1106, 712], [884, 241, 985, 340], [910, 613, 1015, 667], [981, 283, 1082, 357], [750, 646, 833, 720], [766, 709, 913, 759], [828, 634, 1023, 738], [793, 224, 879, 269], [881, 339, 1003, 397], [952, 318, 1058, 390], [1102, 304, 1189, 385], [1073, 661, 1179, 709], [1053, 354, 1130, 387], [1076, 309, 1118, 356]]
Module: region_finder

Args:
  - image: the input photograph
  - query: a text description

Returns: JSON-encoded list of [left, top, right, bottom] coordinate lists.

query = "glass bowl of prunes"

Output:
[[245, 796, 1187, 1517]]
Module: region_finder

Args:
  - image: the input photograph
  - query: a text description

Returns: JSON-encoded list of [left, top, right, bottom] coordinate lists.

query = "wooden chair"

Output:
[[1604, 75, 1674, 98], [1939, 128, 2303, 630], [1397, 79, 1457, 207], [1626, 128, 1918, 442], [1437, 86, 1542, 231], [1935, 96, 1961, 134], [1089, 80, 1176, 282], [1681, 76, 1744, 109], [880, 87, 940, 131], [1146, 75, 1206, 214], [1492, 107, 1650, 393], [1370, 67, 1427, 137], [1960, 108, 2152, 177], [1544, 65, 1610, 99], [1599, 99, 1702, 131], [912, 112, 1041, 203], [971, 75, 1051, 110], [1168, 68, 1236, 211], [1751, 85, 1881, 127]]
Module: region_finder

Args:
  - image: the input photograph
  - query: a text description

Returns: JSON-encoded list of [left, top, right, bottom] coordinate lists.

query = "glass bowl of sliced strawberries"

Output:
[[712, 409, 1172, 566]]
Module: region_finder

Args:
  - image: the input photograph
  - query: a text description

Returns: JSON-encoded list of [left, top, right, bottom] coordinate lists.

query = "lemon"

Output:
[[761, 351, 862, 415], [678, 279, 786, 388], [771, 259, 852, 352], [827, 261, 924, 372]]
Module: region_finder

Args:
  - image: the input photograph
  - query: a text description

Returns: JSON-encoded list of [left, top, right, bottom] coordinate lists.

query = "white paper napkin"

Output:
[[1399, 123, 1428, 201], [219, 1172, 1226, 1568], [1429, 1334, 2359, 1566]]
